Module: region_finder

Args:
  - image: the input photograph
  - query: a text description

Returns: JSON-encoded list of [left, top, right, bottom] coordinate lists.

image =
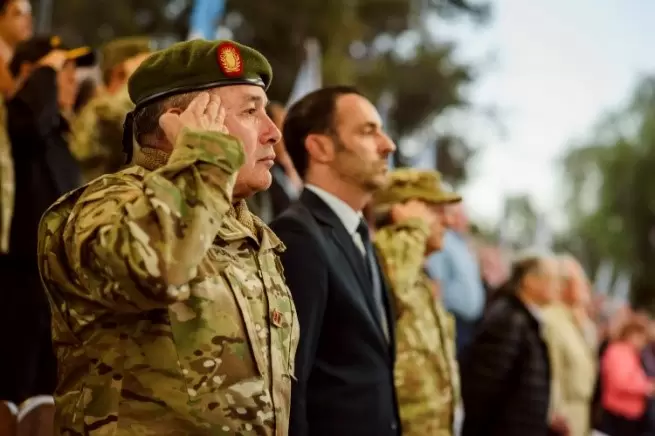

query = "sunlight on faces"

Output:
[[215, 85, 281, 199], [311, 93, 395, 193]]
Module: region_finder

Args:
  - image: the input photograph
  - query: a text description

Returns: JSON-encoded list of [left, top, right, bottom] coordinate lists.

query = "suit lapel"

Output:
[[300, 190, 391, 347]]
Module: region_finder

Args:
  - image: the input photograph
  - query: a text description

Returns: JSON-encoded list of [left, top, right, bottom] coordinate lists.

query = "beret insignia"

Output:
[[217, 41, 243, 77]]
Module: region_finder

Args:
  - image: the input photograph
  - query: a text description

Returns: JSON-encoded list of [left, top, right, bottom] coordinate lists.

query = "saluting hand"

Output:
[[38, 50, 68, 71], [390, 199, 436, 228], [158, 91, 229, 146]]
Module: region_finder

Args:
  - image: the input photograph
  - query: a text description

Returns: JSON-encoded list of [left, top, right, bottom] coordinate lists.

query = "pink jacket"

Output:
[[601, 341, 652, 419]]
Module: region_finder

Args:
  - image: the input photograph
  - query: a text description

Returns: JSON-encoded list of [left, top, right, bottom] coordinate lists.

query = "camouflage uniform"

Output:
[[0, 96, 12, 253], [68, 86, 133, 182], [39, 128, 299, 435], [38, 38, 300, 434], [373, 169, 462, 436]]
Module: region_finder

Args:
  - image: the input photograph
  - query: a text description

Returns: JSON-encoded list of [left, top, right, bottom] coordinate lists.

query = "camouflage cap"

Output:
[[373, 168, 462, 207], [127, 39, 272, 109], [100, 36, 153, 77]]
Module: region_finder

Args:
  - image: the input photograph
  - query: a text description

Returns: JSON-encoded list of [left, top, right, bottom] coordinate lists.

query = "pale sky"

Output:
[[431, 0, 655, 230]]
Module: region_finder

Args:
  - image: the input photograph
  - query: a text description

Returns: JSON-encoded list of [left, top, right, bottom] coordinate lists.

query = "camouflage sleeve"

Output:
[[0, 100, 13, 254], [374, 217, 430, 295], [64, 128, 245, 312]]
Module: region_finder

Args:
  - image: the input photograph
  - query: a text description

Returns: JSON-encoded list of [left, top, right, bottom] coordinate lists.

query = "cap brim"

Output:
[[427, 191, 462, 205], [66, 46, 96, 67]]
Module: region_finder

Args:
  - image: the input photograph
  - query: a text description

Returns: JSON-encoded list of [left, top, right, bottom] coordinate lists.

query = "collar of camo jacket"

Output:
[[133, 145, 285, 252]]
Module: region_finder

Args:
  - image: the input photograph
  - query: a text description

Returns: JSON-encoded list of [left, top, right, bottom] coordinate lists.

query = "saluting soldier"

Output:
[[37, 39, 299, 435], [69, 36, 153, 182], [372, 168, 462, 436]]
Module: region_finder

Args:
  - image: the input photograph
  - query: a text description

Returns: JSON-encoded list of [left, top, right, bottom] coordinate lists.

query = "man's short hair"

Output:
[[282, 85, 361, 178], [132, 90, 201, 148]]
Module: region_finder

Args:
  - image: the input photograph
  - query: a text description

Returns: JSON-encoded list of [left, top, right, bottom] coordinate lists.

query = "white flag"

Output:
[[286, 39, 322, 109]]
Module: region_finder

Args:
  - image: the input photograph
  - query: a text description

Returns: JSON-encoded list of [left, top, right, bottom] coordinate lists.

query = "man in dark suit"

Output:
[[269, 86, 399, 436]]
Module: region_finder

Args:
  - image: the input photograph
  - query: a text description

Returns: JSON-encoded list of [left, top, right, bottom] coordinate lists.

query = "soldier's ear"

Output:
[[165, 107, 183, 116]]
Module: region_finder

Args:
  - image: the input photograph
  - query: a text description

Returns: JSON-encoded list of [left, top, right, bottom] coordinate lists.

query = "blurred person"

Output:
[[68, 37, 152, 182], [72, 76, 98, 114], [597, 319, 654, 436], [0, 0, 32, 255], [461, 252, 560, 436], [371, 169, 461, 436], [479, 243, 509, 296], [426, 202, 486, 358], [592, 301, 633, 427], [270, 86, 400, 436], [0, 0, 32, 95], [640, 319, 655, 435], [0, 35, 94, 404], [37, 40, 299, 434], [543, 255, 597, 436]]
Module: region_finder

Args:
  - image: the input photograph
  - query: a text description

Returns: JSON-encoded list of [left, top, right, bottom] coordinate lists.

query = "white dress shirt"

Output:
[[304, 184, 366, 255]]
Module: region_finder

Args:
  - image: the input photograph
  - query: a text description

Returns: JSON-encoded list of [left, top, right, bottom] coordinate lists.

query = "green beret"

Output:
[[128, 39, 272, 109], [100, 37, 153, 76], [373, 168, 462, 207]]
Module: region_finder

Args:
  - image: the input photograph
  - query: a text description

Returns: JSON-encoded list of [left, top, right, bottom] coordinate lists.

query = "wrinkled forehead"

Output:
[[210, 84, 268, 108]]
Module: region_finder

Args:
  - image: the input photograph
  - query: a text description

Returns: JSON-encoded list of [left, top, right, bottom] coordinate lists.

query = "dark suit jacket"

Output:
[[270, 189, 400, 436], [461, 294, 552, 436]]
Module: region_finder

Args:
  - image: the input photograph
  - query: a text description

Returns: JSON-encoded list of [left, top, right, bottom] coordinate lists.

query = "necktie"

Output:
[[356, 219, 389, 342]]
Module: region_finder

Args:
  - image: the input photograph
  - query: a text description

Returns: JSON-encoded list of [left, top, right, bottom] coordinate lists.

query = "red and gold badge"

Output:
[[271, 309, 283, 328], [217, 42, 243, 77]]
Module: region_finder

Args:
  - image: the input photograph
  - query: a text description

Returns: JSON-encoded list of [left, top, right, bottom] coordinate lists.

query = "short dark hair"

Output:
[[132, 91, 201, 147], [283, 85, 362, 178]]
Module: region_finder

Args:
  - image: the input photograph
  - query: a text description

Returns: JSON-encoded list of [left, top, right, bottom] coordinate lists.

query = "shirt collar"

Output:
[[526, 302, 543, 324], [305, 184, 363, 235]]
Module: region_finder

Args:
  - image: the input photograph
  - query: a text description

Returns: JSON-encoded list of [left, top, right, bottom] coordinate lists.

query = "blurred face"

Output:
[[122, 52, 151, 78], [322, 93, 396, 192], [216, 85, 281, 199], [0, 0, 32, 46], [561, 259, 591, 307], [524, 258, 559, 306], [426, 203, 447, 253], [629, 331, 648, 350], [57, 61, 78, 114], [106, 53, 151, 94]]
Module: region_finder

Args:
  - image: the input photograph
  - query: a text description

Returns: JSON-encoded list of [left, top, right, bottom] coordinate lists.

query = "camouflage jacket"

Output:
[[38, 129, 299, 435], [0, 96, 13, 253], [68, 86, 133, 182], [375, 219, 460, 436]]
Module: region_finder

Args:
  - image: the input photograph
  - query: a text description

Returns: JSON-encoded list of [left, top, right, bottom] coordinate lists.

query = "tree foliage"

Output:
[[560, 77, 655, 308], [40, 0, 489, 184]]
